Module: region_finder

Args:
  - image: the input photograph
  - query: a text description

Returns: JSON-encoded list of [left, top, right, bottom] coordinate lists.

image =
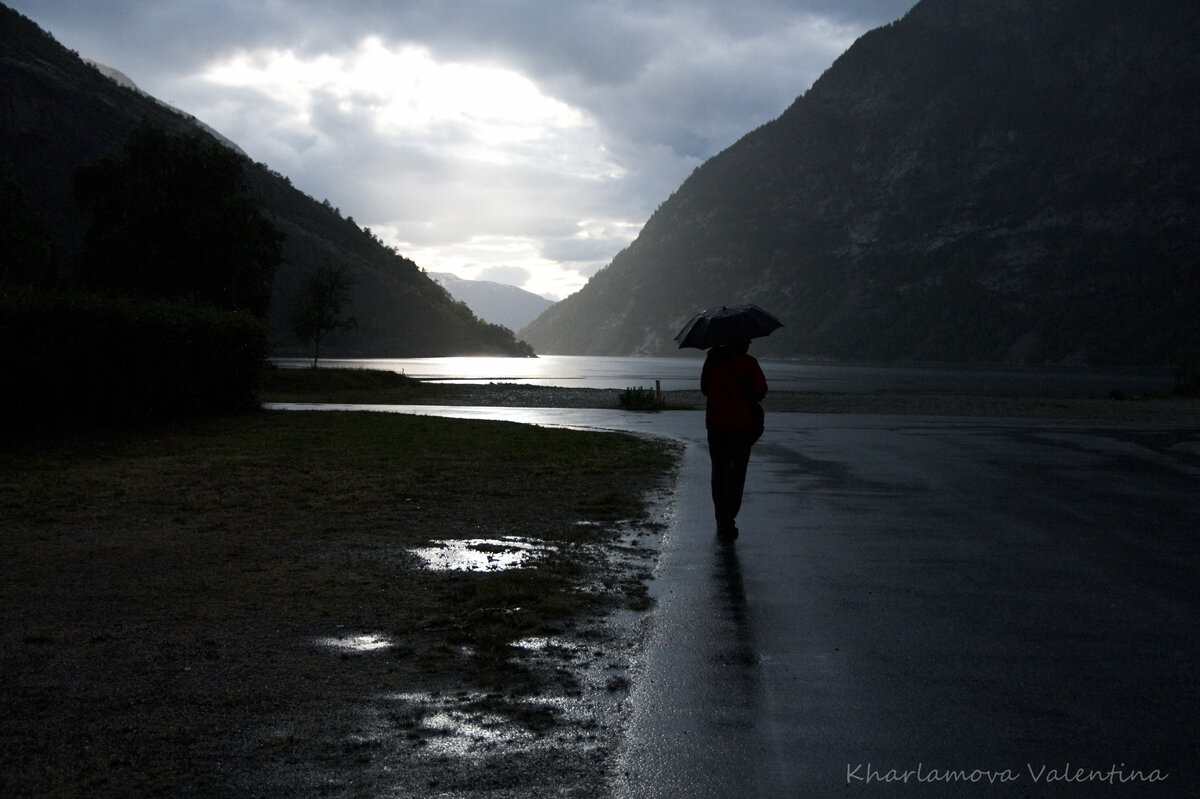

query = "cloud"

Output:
[[8, 0, 916, 298], [476, 265, 532, 285]]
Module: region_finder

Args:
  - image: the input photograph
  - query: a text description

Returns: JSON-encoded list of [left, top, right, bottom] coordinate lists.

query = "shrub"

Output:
[[1175, 362, 1200, 396], [0, 286, 267, 426], [617, 386, 666, 411]]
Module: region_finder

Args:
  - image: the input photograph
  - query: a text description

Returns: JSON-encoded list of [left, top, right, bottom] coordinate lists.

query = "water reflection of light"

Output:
[[377, 692, 538, 757], [272, 354, 710, 390], [314, 633, 394, 652], [410, 536, 555, 572], [420, 710, 534, 754], [512, 636, 585, 656]]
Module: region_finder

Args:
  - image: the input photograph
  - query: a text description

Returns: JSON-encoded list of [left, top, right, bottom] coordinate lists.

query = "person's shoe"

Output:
[[717, 523, 739, 540]]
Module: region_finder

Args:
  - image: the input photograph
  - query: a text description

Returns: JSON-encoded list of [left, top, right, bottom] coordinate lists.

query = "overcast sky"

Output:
[[10, 0, 915, 299]]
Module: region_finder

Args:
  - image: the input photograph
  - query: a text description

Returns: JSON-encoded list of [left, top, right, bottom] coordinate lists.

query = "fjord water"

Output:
[[271, 355, 1175, 398]]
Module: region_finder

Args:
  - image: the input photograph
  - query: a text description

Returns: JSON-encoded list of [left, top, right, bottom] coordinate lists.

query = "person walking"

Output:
[[701, 339, 767, 540]]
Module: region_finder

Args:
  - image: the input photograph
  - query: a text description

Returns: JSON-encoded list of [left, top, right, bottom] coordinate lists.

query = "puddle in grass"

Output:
[[314, 633, 394, 652], [410, 536, 556, 572], [378, 692, 541, 756]]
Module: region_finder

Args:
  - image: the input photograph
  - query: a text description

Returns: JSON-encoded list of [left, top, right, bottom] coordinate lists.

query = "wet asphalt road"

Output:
[[606, 413, 1199, 798], [274, 405, 1200, 797]]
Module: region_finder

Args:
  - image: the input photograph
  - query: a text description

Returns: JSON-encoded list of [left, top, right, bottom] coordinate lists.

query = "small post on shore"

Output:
[[655, 380, 662, 403]]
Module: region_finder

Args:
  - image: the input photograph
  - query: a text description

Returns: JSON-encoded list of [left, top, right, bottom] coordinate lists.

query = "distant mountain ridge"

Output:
[[520, 0, 1200, 366], [0, 4, 531, 357], [429, 272, 554, 332]]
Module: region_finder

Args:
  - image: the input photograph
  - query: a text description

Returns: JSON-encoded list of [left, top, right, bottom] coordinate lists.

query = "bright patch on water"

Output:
[[410, 536, 555, 572], [314, 633, 393, 652]]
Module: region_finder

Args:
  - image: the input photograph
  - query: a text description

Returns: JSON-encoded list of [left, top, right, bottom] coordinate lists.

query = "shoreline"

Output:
[[378, 383, 1200, 423]]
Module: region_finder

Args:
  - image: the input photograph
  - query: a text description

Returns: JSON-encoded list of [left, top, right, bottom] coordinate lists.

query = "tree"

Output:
[[289, 262, 357, 366], [0, 163, 53, 288], [73, 125, 282, 317]]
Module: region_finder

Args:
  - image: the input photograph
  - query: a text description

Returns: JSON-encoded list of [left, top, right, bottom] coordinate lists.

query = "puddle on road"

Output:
[[409, 536, 556, 572]]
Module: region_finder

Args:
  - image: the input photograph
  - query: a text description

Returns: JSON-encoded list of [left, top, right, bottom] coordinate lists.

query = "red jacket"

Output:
[[701, 349, 767, 431]]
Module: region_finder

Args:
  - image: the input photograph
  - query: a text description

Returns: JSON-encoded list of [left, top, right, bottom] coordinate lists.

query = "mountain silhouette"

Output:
[[0, 4, 532, 357], [429, 273, 554, 333], [520, 0, 1200, 366]]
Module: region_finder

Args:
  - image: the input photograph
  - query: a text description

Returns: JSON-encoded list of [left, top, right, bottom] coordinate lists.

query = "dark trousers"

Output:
[[707, 429, 757, 531]]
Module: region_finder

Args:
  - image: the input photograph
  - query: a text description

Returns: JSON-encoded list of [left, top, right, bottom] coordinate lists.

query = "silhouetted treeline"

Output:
[[0, 162, 54, 286], [0, 287, 266, 425], [73, 125, 281, 316], [1, 127, 276, 426]]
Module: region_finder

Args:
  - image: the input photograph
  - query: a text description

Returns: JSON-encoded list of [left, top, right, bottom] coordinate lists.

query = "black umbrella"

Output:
[[674, 304, 783, 350]]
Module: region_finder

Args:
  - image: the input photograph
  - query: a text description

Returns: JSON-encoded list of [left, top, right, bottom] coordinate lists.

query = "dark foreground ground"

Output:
[[0, 408, 676, 798], [3, 384, 1197, 797]]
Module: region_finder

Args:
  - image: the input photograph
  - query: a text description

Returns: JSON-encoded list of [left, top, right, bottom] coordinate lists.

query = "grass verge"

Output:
[[258, 363, 440, 404], [0, 410, 677, 797]]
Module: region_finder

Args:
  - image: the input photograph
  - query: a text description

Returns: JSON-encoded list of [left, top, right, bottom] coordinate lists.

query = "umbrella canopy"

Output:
[[674, 304, 783, 350]]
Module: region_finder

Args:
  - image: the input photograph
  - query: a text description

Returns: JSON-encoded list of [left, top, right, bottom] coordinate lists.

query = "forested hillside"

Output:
[[0, 4, 532, 358]]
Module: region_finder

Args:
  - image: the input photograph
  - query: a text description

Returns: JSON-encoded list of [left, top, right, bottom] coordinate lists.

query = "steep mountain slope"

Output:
[[0, 4, 530, 357], [521, 0, 1200, 365], [429, 272, 554, 332]]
